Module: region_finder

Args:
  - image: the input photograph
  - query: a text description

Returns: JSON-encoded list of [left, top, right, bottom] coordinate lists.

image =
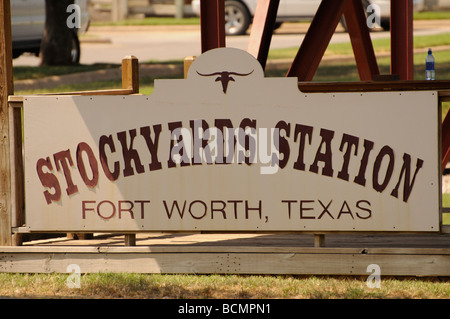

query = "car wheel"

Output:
[[273, 22, 283, 31], [225, 0, 251, 36], [379, 17, 390, 31], [12, 50, 22, 59], [71, 30, 80, 65]]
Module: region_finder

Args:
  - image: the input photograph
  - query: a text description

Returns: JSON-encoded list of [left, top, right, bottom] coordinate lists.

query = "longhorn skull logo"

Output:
[[196, 70, 254, 93]]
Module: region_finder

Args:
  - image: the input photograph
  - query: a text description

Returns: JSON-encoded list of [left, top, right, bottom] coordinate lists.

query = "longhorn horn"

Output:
[[228, 70, 254, 76], [196, 71, 223, 77]]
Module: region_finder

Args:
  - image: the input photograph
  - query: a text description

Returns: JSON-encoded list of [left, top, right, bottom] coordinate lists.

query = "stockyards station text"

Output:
[[36, 117, 424, 207]]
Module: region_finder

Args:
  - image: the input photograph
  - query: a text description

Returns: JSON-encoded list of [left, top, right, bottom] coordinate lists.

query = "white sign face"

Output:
[[23, 48, 440, 232]]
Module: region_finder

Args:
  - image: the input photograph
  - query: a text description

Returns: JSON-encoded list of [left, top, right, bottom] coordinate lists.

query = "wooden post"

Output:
[[124, 234, 136, 246], [200, 0, 226, 53], [391, 0, 414, 80], [246, 0, 280, 70], [343, 0, 380, 81], [9, 101, 24, 246], [0, 0, 14, 246], [123, 55, 139, 246], [184, 56, 197, 79], [314, 234, 326, 248], [122, 56, 139, 94]]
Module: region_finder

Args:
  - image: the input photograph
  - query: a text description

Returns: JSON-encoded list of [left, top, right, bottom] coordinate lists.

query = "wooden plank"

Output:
[[8, 106, 24, 246], [0, 0, 14, 246], [442, 106, 450, 170], [121, 55, 139, 94], [246, 0, 280, 70], [124, 234, 136, 246], [314, 234, 326, 248], [2, 243, 450, 256], [439, 90, 450, 102], [28, 89, 136, 96], [298, 80, 450, 93], [391, 0, 414, 80], [184, 56, 197, 79], [200, 0, 225, 53], [1, 249, 449, 275], [14, 231, 450, 249]]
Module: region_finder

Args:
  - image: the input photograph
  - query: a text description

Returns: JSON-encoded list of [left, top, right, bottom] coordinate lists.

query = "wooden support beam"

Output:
[[184, 56, 197, 79], [247, 0, 280, 70], [200, 0, 226, 53], [343, 0, 380, 81], [122, 55, 139, 94], [9, 103, 24, 246], [442, 110, 450, 171], [0, 0, 14, 246], [298, 80, 450, 93], [124, 234, 136, 246], [314, 234, 326, 248], [287, 0, 350, 81], [391, 0, 414, 80]]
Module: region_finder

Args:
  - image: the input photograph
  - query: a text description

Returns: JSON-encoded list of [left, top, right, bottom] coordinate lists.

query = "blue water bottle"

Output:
[[426, 48, 435, 80]]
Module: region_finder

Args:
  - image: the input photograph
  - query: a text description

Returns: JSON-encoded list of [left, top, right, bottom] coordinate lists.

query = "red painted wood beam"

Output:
[[343, 0, 379, 81], [391, 0, 414, 80], [287, 0, 350, 81], [442, 111, 450, 171], [247, 0, 280, 70], [200, 0, 226, 53]]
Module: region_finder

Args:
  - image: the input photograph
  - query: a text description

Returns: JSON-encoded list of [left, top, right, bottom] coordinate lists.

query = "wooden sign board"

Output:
[[22, 48, 440, 232]]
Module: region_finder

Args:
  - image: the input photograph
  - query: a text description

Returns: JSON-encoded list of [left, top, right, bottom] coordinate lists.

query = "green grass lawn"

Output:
[[0, 273, 448, 299], [91, 17, 201, 27], [268, 32, 450, 62]]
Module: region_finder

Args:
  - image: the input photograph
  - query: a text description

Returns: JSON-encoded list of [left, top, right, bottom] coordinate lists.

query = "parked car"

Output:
[[191, 0, 424, 36], [11, 0, 90, 63]]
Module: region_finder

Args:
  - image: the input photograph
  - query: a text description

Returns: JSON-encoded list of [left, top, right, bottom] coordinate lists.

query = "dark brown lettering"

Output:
[[36, 157, 61, 204], [390, 154, 424, 202], [372, 145, 395, 193], [275, 121, 291, 169], [354, 139, 374, 186], [99, 134, 120, 182], [76, 142, 99, 188], [293, 124, 313, 171], [211, 200, 227, 219], [53, 149, 78, 196], [356, 200, 372, 219], [300, 200, 315, 219], [117, 129, 145, 177], [97, 200, 116, 219], [309, 128, 335, 177], [140, 125, 162, 171], [337, 134, 359, 181]]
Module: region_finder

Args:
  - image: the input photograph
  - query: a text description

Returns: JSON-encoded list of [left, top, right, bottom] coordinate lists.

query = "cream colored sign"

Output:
[[23, 48, 440, 232]]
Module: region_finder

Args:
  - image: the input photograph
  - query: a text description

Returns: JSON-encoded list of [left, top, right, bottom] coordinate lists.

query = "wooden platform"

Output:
[[1, 232, 449, 276]]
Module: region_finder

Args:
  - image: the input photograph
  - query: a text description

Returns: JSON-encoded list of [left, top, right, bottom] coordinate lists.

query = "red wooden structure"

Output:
[[198, 0, 450, 171]]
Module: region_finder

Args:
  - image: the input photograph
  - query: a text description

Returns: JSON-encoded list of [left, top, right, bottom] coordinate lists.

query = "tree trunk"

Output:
[[40, 0, 75, 66]]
